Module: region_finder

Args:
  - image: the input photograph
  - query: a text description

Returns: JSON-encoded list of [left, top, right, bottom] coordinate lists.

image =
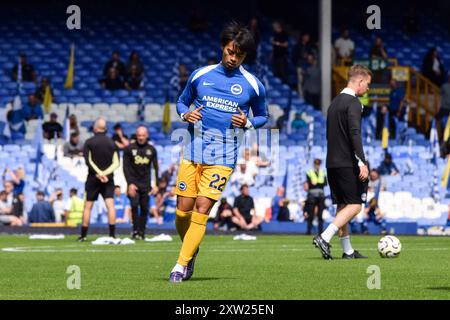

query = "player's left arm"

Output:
[[246, 81, 269, 129]]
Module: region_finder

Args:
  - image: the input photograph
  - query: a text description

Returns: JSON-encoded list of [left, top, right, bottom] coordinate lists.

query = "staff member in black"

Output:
[[304, 159, 327, 235], [123, 126, 159, 240], [79, 118, 120, 241], [313, 65, 371, 260]]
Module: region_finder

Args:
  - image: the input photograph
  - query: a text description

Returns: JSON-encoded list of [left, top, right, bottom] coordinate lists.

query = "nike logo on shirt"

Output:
[[203, 81, 214, 86]]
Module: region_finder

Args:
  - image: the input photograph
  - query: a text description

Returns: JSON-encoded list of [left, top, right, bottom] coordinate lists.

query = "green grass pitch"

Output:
[[0, 234, 449, 300]]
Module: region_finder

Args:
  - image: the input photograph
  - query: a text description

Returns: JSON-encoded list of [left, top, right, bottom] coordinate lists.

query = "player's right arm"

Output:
[[176, 71, 198, 120]]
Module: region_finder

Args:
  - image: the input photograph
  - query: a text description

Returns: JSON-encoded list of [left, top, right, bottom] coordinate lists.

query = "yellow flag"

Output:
[[64, 44, 74, 89], [444, 117, 450, 142], [162, 101, 171, 134], [441, 157, 450, 187], [43, 85, 52, 113], [381, 112, 389, 149]]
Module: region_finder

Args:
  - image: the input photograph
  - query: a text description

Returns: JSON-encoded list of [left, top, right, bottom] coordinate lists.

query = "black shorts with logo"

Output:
[[85, 175, 115, 201], [327, 167, 368, 205]]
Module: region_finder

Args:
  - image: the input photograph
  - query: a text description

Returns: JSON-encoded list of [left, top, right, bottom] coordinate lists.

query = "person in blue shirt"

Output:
[[170, 22, 268, 283], [28, 191, 55, 223], [271, 186, 286, 221], [22, 94, 44, 121], [113, 186, 130, 224], [3, 167, 25, 197], [378, 153, 400, 176], [362, 198, 387, 234], [388, 79, 407, 119]]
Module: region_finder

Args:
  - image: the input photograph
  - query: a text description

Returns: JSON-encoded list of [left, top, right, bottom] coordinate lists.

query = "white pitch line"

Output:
[[1, 245, 448, 253]]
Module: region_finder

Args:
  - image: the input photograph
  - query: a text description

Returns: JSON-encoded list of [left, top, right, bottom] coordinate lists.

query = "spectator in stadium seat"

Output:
[[362, 198, 387, 235], [11, 193, 25, 224], [34, 77, 53, 103], [101, 68, 125, 91], [124, 64, 143, 90], [103, 50, 126, 79], [113, 186, 131, 224], [23, 94, 43, 121], [376, 105, 396, 140], [271, 186, 286, 221], [242, 148, 259, 176], [126, 51, 144, 77], [367, 169, 386, 193], [178, 64, 190, 95], [3, 167, 25, 196], [2, 180, 14, 206], [277, 198, 292, 222], [334, 28, 354, 65], [11, 54, 37, 82], [0, 190, 23, 226], [159, 187, 177, 223], [422, 48, 446, 87], [63, 132, 84, 158], [291, 112, 307, 130], [248, 18, 261, 50], [230, 160, 256, 190], [436, 72, 450, 123], [213, 198, 235, 231], [271, 21, 289, 84], [49, 188, 65, 223], [303, 54, 321, 111], [233, 184, 263, 230], [111, 123, 130, 150], [42, 112, 63, 140], [69, 114, 80, 135], [370, 37, 388, 60], [292, 32, 315, 97], [161, 164, 177, 189], [389, 79, 408, 120], [246, 17, 261, 64], [28, 191, 55, 223], [377, 153, 399, 177]]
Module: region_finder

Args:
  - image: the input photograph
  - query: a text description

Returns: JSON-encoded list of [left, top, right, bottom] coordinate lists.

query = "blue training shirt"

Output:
[[176, 63, 268, 169]]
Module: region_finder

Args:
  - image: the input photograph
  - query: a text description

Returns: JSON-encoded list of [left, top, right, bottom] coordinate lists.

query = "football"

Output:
[[378, 235, 402, 258]]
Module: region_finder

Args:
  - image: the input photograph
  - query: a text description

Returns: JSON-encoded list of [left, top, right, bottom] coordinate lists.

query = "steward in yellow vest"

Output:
[[303, 159, 327, 235]]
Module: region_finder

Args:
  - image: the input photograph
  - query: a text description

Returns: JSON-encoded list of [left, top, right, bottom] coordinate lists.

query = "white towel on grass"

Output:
[[145, 234, 173, 242], [233, 234, 257, 241]]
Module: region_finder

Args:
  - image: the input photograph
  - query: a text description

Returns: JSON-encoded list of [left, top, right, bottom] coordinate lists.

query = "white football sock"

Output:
[[340, 236, 354, 255], [321, 223, 338, 243], [171, 264, 185, 274]]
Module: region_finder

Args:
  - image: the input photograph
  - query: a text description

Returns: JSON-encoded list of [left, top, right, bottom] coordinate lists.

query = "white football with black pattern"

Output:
[[378, 235, 402, 258]]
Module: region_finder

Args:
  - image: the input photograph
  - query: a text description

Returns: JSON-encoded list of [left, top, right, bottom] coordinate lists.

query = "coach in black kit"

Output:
[[123, 126, 159, 239], [79, 118, 120, 241], [313, 65, 371, 260]]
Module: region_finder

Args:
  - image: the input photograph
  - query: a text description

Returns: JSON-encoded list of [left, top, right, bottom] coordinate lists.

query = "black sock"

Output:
[[139, 215, 147, 235], [81, 226, 88, 238], [109, 224, 116, 238]]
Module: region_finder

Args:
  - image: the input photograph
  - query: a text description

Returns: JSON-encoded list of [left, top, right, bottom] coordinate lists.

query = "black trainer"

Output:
[[131, 231, 139, 240], [313, 235, 332, 260], [342, 250, 368, 259], [77, 236, 87, 242]]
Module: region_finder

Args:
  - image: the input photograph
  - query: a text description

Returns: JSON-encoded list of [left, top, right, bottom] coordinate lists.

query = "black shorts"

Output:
[[327, 167, 368, 205], [85, 175, 115, 201]]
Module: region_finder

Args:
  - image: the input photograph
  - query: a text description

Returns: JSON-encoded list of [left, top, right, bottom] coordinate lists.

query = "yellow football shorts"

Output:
[[174, 159, 234, 201]]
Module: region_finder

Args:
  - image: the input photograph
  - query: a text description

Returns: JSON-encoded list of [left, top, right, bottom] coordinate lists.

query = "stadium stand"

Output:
[[0, 1, 449, 234]]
